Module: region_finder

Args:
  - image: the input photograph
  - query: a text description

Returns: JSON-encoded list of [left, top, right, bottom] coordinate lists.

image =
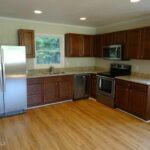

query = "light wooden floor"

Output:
[[0, 99, 150, 150]]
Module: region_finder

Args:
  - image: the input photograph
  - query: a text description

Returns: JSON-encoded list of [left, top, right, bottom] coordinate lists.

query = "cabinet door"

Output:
[[83, 35, 93, 57], [141, 27, 150, 59], [115, 84, 129, 111], [58, 75, 73, 101], [65, 34, 84, 57], [18, 29, 35, 58], [43, 77, 58, 103], [93, 35, 102, 57], [126, 29, 142, 59], [128, 88, 147, 118], [114, 31, 127, 59], [102, 33, 114, 46], [27, 78, 43, 107], [90, 74, 97, 98], [114, 31, 127, 44]]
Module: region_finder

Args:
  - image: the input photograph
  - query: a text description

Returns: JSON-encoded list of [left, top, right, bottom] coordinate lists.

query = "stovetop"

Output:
[[97, 64, 131, 78], [97, 72, 115, 78]]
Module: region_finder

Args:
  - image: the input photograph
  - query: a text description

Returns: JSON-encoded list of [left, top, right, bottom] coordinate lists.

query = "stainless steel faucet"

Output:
[[49, 66, 54, 74]]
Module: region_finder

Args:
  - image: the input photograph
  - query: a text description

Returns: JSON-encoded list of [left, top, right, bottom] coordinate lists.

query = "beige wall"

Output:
[[95, 16, 150, 74], [0, 17, 96, 69], [96, 16, 150, 34], [0, 17, 150, 74]]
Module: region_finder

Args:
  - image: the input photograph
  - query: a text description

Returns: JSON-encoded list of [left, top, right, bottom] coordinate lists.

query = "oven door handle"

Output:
[[99, 78, 102, 89]]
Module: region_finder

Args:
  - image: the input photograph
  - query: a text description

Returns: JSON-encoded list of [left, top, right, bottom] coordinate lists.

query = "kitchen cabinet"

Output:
[[27, 78, 43, 107], [58, 75, 74, 101], [65, 33, 94, 57], [84, 35, 94, 57], [114, 31, 127, 44], [141, 27, 150, 59], [126, 28, 142, 59], [44, 76, 59, 103], [93, 35, 102, 57], [18, 29, 35, 58], [115, 79, 150, 120], [65, 33, 84, 57], [43, 75, 74, 103], [102, 33, 114, 46], [115, 80, 129, 111], [90, 74, 97, 99], [27, 75, 73, 107]]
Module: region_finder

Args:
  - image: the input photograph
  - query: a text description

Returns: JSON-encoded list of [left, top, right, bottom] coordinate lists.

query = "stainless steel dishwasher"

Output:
[[73, 74, 90, 100]]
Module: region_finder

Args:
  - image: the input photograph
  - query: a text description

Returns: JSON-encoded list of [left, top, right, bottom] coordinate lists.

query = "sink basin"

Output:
[[49, 72, 65, 75]]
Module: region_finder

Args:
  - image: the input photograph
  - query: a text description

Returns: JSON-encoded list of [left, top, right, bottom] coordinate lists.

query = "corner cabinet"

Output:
[[65, 33, 93, 57], [18, 29, 35, 58], [115, 79, 150, 120]]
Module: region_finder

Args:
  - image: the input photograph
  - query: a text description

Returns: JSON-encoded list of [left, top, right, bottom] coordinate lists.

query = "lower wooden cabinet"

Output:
[[115, 79, 150, 120], [27, 78, 44, 107], [44, 76, 59, 104], [58, 76, 74, 101], [27, 75, 74, 107], [90, 74, 97, 98]]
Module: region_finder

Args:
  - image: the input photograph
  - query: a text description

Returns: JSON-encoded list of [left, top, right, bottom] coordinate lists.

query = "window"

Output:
[[34, 34, 64, 68]]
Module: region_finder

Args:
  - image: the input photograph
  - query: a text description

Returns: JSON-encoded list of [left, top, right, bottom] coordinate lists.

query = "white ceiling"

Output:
[[0, 0, 150, 27]]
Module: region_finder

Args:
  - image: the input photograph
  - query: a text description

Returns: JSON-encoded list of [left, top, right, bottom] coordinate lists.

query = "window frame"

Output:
[[34, 33, 64, 69]]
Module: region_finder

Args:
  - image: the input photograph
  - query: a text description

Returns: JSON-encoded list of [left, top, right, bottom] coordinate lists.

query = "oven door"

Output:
[[96, 75, 115, 98]]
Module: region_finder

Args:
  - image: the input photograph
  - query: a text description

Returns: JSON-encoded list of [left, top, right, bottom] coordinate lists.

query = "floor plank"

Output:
[[0, 99, 150, 150]]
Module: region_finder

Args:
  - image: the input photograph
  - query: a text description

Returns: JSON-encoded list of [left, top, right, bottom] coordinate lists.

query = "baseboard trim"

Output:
[[27, 99, 73, 110], [116, 108, 150, 123]]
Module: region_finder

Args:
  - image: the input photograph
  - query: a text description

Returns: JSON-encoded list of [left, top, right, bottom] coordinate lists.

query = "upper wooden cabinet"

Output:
[[18, 29, 35, 58], [84, 35, 94, 57], [93, 35, 102, 57], [141, 27, 150, 59], [114, 31, 126, 45], [126, 28, 142, 59], [65, 33, 93, 57], [102, 33, 114, 46]]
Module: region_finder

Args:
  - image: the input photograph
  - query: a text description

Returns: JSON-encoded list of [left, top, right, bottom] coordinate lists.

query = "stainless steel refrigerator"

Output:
[[0, 46, 27, 117]]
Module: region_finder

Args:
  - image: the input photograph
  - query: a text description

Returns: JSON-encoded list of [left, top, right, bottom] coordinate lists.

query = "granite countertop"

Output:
[[115, 75, 150, 85], [27, 70, 99, 78]]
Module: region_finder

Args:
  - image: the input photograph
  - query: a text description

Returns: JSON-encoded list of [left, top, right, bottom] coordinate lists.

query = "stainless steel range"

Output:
[[96, 64, 131, 108]]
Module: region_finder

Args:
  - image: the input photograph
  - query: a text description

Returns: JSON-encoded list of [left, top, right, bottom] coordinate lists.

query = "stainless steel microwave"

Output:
[[103, 44, 123, 60]]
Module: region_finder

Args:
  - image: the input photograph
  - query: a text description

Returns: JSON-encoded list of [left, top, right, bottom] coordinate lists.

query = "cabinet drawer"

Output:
[[130, 82, 147, 92], [27, 84, 42, 95], [27, 94, 43, 107], [27, 78, 43, 85], [116, 79, 130, 87]]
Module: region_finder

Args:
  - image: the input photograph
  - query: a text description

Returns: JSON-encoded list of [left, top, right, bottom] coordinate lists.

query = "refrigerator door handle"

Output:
[[1, 49, 6, 91]]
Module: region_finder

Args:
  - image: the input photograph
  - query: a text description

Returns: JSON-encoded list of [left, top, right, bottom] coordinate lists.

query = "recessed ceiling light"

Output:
[[80, 17, 87, 21], [130, 0, 141, 3], [34, 10, 42, 14]]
